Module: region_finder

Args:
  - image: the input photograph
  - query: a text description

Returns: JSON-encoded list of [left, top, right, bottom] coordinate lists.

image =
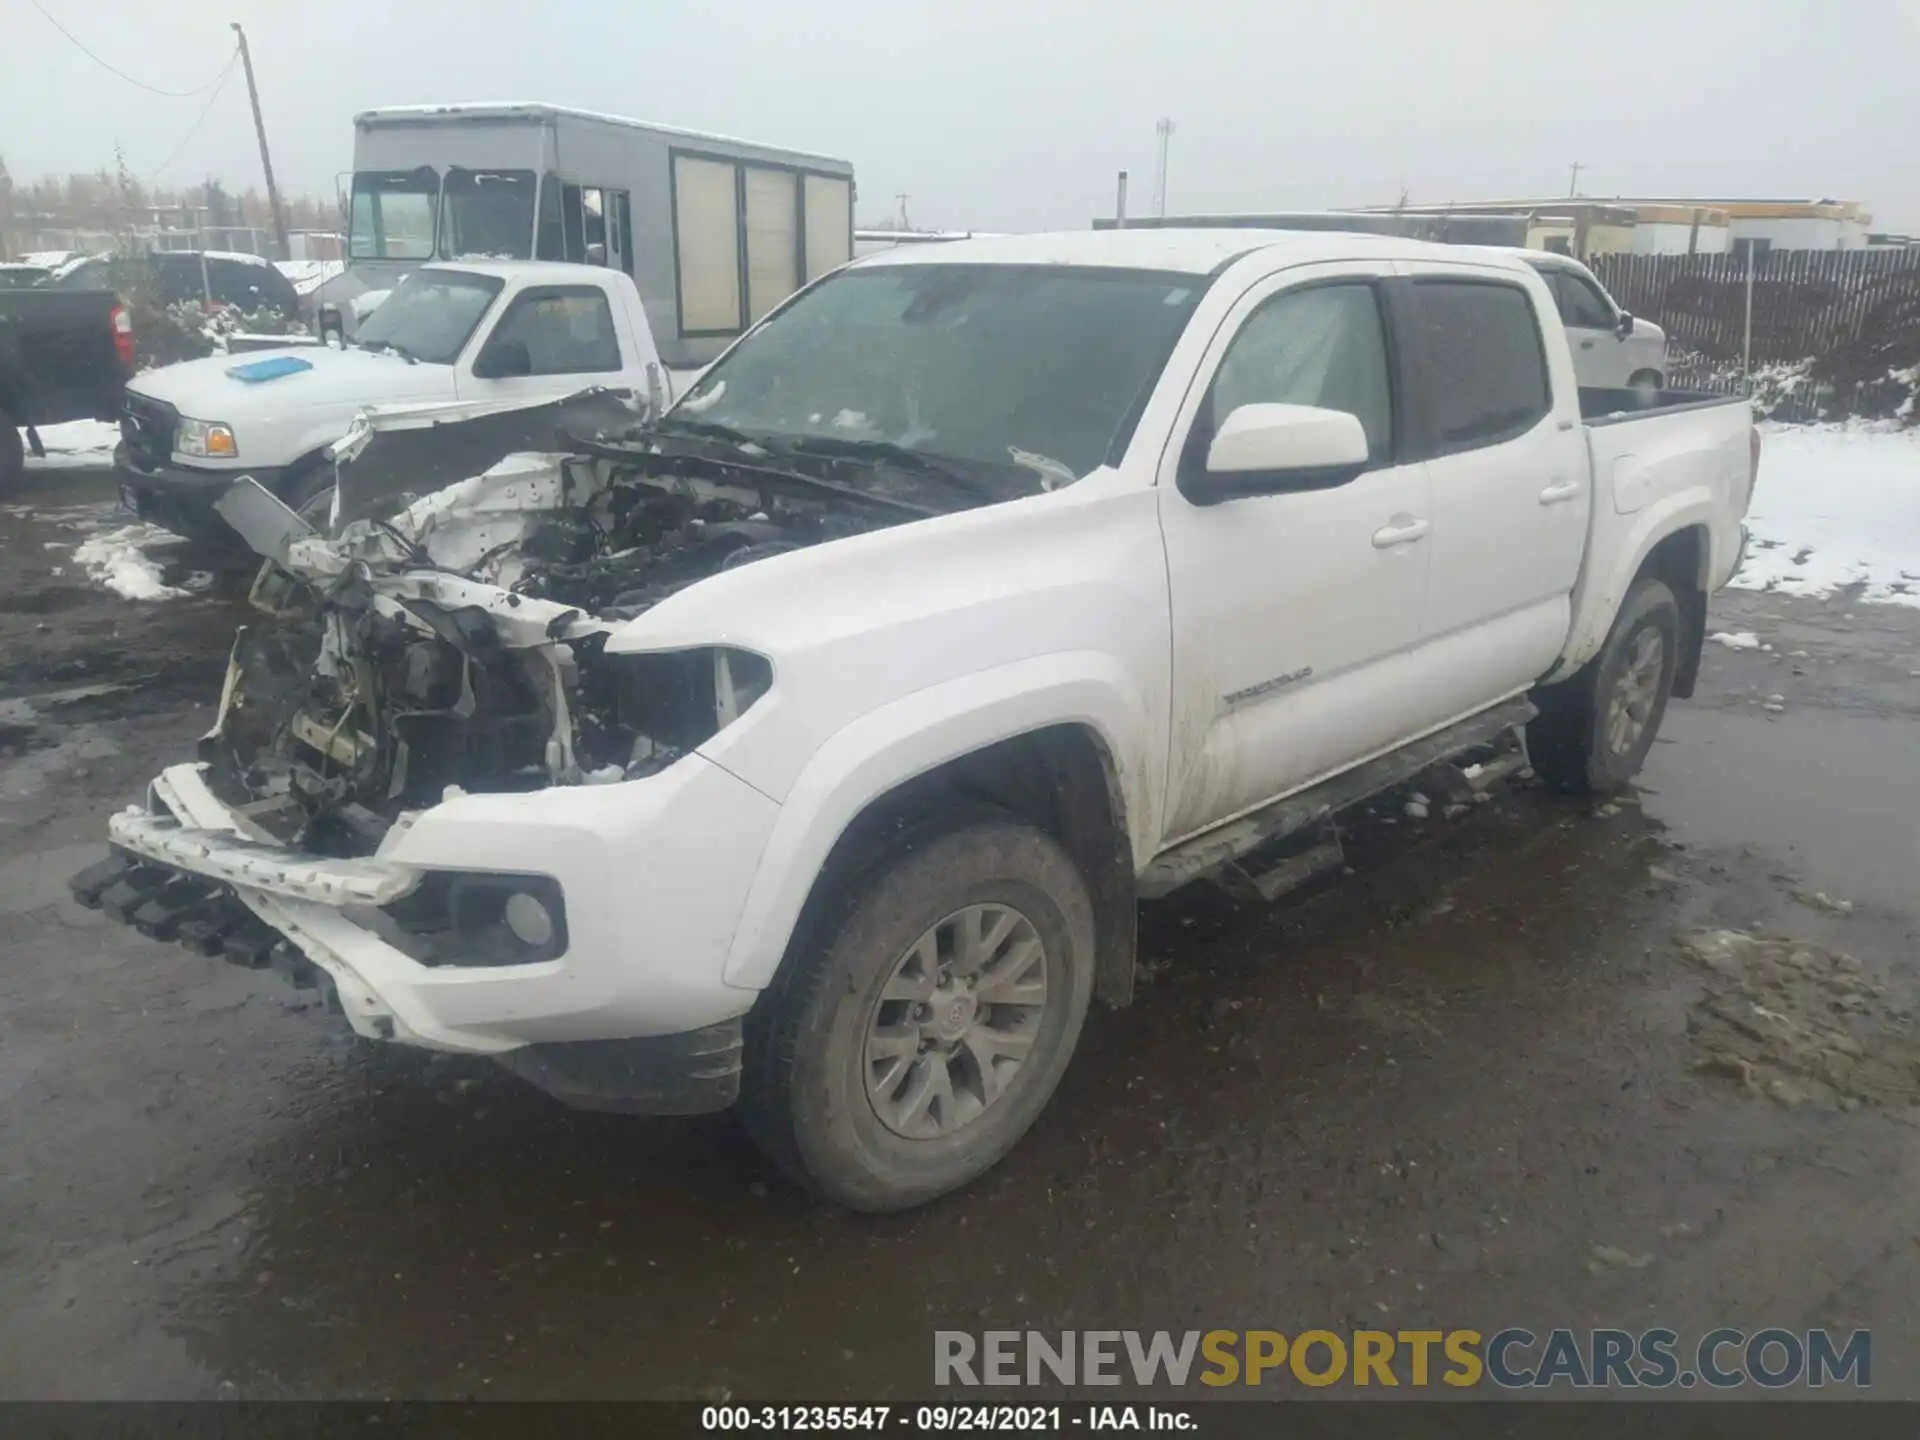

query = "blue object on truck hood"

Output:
[[224, 355, 314, 383]]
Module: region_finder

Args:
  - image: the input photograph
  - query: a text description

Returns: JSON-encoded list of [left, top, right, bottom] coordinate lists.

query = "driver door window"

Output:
[[1552, 272, 1616, 330], [1197, 283, 1393, 464], [475, 286, 621, 378]]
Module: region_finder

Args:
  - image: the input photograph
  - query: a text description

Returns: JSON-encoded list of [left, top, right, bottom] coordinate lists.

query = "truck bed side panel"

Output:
[[1559, 393, 1753, 674]]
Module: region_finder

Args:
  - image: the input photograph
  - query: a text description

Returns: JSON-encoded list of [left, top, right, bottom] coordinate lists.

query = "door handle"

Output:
[[1539, 479, 1582, 505], [1579, 339, 1595, 349], [1371, 518, 1429, 548]]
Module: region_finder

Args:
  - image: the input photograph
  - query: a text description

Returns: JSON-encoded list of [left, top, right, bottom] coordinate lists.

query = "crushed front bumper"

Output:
[[82, 758, 778, 1114]]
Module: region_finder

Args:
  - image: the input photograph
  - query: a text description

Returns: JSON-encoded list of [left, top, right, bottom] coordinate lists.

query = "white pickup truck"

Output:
[[82, 230, 1757, 1212], [114, 260, 669, 541], [1518, 250, 1670, 391]]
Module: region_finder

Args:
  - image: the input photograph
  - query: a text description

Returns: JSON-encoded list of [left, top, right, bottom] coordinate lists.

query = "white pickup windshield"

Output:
[[354, 269, 504, 365], [672, 264, 1205, 484]]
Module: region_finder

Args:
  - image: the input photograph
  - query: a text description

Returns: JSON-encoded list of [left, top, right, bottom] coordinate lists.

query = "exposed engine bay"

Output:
[[199, 391, 989, 857]]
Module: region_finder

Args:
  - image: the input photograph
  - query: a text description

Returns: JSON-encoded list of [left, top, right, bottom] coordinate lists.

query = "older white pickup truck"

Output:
[[82, 230, 1757, 1211], [114, 260, 669, 541]]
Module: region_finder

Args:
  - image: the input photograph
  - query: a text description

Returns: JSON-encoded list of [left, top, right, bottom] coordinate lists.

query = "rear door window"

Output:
[[209, 259, 279, 312], [1400, 280, 1551, 456]]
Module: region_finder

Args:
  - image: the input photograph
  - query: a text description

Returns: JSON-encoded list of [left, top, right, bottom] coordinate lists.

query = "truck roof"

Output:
[[412, 259, 631, 283], [849, 228, 1536, 276], [353, 102, 853, 172]]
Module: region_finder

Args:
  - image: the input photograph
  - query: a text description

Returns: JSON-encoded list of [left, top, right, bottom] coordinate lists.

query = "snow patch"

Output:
[[199, 249, 272, 268], [23, 419, 119, 469], [1709, 631, 1762, 651], [72, 524, 189, 602], [275, 259, 347, 296], [1731, 425, 1920, 608]]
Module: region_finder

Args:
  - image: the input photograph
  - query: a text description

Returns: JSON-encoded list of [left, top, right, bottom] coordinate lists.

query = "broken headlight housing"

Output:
[[591, 646, 773, 777]]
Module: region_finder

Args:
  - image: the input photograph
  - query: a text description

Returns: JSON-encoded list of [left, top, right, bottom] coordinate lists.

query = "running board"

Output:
[[1139, 697, 1537, 899]]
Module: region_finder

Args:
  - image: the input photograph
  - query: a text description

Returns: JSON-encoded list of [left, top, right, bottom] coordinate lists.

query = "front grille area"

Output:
[[120, 391, 179, 469]]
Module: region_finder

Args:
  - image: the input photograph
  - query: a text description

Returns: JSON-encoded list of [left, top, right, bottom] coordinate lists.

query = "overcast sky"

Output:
[[7, 0, 1920, 232]]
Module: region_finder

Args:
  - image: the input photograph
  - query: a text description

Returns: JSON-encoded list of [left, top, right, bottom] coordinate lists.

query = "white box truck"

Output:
[[344, 102, 856, 368]]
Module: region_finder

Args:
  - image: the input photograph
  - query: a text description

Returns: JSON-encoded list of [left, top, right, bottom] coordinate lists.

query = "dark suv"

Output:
[[56, 252, 301, 318]]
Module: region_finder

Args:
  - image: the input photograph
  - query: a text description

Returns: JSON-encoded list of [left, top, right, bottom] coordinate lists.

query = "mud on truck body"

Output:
[[79, 231, 1757, 1212]]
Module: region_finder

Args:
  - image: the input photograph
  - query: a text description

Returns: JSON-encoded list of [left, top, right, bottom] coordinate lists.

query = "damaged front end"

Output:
[[77, 390, 938, 1097], [191, 390, 884, 857]]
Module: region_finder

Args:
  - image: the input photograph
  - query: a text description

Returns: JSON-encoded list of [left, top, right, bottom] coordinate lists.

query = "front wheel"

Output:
[[741, 815, 1096, 1212], [281, 459, 335, 529], [1530, 576, 1680, 793]]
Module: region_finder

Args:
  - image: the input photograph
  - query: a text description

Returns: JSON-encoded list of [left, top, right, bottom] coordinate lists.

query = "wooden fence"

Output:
[[1589, 250, 1920, 388]]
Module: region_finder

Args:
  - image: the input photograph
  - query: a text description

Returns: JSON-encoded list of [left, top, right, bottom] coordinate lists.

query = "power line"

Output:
[[150, 54, 242, 180], [26, 0, 235, 98]]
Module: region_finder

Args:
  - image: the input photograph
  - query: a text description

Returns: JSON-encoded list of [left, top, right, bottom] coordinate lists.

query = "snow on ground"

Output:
[[71, 523, 190, 602], [276, 259, 347, 297], [24, 419, 119, 469], [1732, 422, 1920, 607]]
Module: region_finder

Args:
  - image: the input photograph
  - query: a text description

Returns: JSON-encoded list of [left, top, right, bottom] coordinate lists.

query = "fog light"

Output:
[[503, 891, 555, 948], [417, 873, 569, 966]]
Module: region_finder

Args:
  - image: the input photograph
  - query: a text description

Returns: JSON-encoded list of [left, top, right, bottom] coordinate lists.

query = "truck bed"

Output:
[[1555, 385, 1755, 682], [1578, 385, 1748, 426]]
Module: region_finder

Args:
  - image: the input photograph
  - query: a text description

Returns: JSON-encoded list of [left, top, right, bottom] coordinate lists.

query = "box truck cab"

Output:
[[345, 103, 856, 369]]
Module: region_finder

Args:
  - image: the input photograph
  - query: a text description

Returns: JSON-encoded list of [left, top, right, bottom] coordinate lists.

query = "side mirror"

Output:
[[473, 338, 532, 379], [1615, 310, 1636, 339], [1181, 403, 1371, 505]]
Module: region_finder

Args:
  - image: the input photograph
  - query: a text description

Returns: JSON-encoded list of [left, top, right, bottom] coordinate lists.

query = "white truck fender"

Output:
[[717, 652, 1154, 991], [1559, 487, 1723, 673]]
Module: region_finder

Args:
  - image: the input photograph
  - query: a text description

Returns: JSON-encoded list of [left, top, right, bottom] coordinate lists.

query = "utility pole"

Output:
[[1115, 170, 1129, 228], [1152, 119, 1175, 217], [231, 23, 289, 260], [1567, 160, 1583, 198], [894, 192, 911, 230]]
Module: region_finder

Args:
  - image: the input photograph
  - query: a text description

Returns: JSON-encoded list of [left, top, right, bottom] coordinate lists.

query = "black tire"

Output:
[[1531, 576, 1680, 794], [280, 457, 336, 527], [0, 415, 24, 490], [741, 815, 1097, 1212]]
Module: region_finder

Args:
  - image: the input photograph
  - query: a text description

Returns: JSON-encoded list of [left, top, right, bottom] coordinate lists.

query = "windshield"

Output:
[[354, 268, 503, 365], [440, 168, 537, 260], [349, 169, 438, 261], [671, 264, 1205, 484]]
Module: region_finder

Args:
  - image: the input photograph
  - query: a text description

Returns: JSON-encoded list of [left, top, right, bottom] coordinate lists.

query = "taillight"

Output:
[[111, 304, 135, 371]]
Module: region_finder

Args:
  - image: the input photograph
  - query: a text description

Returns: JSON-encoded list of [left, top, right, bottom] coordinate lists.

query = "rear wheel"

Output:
[[0, 413, 24, 490], [1628, 368, 1664, 393], [1531, 576, 1680, 794], [741, 815, 1096, 1212]]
